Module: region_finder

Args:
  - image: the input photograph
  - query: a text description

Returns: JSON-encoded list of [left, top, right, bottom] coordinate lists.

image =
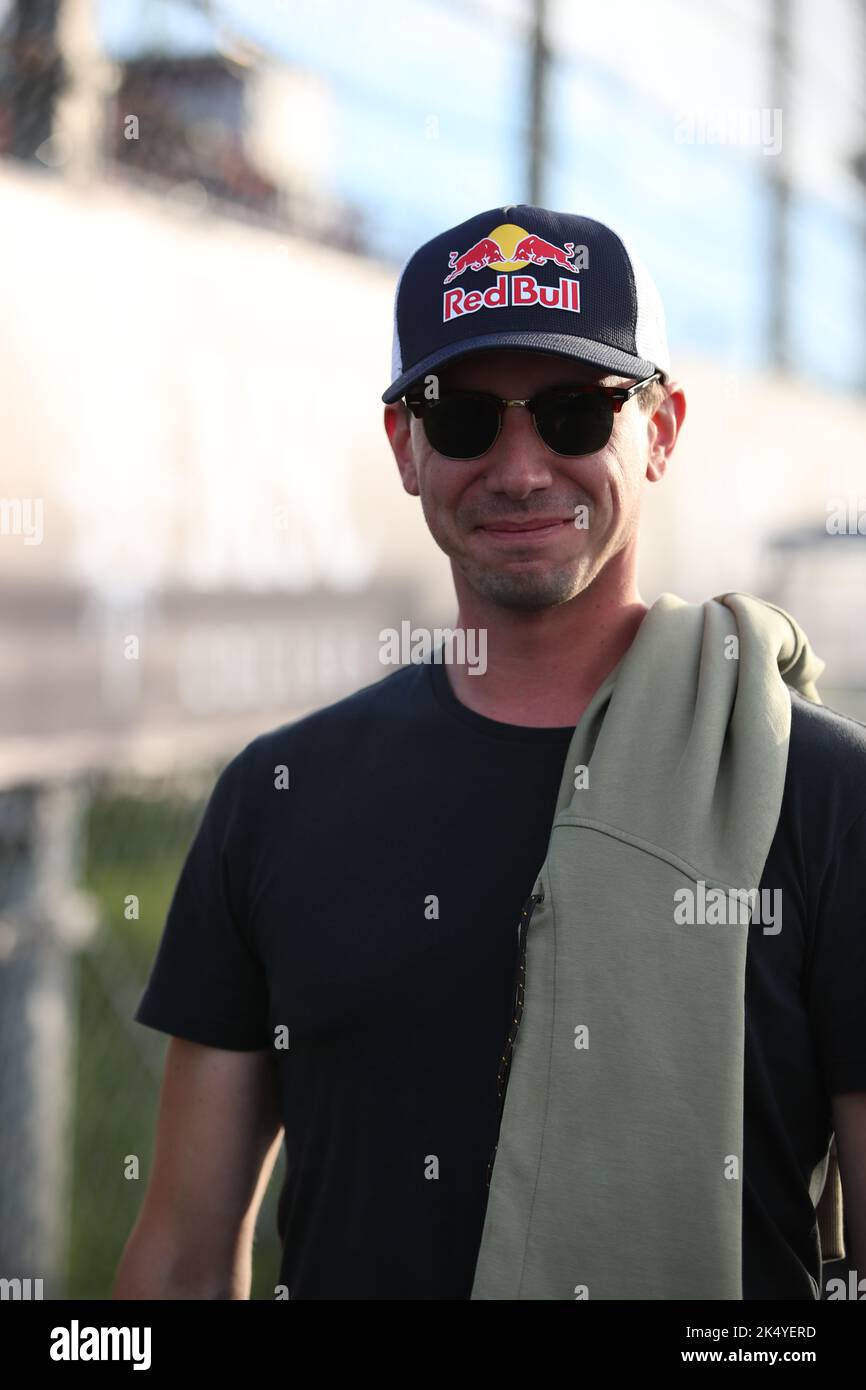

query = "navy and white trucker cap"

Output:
[[382, 204, 670, 404]]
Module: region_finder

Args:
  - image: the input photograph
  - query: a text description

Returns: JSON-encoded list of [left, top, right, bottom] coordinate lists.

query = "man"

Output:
[[115, 205, 866, 1301]]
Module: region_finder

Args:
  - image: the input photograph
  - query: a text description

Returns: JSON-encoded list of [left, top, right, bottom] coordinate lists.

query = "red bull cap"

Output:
[[382, 204, 670, 403]]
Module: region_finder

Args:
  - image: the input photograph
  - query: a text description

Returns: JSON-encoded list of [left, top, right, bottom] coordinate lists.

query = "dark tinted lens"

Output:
[[422, 394, 500, 458], [535, 391, 614, 455]]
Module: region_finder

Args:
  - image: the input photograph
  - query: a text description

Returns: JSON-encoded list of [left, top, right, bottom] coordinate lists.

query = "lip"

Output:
[[475, 519, 572, 541]]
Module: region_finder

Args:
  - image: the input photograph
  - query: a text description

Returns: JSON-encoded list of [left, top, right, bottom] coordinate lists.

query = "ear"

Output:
[[646, 382, 686, 483], [384, 402, 421, 497]]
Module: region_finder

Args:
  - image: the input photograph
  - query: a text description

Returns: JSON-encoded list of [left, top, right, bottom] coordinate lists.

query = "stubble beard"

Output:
[[454, 552, 595, 612]]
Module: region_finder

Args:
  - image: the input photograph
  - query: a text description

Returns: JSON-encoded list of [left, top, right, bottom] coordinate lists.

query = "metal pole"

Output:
[[527, 0, 549, 205], [768, 0, 793, 372], [7, 0, 65, 162], [0, 781, 97, 1299]]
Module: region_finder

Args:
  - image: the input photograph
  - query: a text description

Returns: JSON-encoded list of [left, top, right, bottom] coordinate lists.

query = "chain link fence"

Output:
[[0, 760, 284, 1301]]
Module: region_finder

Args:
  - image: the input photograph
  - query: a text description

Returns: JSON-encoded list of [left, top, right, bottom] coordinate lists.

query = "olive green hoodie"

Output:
[[471, 591, 834, 1300]]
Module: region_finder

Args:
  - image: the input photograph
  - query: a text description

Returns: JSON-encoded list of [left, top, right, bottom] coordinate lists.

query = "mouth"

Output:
[[474, 518, 573, 542]]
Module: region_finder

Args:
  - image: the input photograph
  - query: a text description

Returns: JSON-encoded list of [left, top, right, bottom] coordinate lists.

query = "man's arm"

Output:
[[112, 1037, 283, 1300], [831, 1092, 866, 1276]]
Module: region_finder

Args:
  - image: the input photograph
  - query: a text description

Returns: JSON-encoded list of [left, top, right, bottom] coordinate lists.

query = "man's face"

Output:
[[386, 349, 667, 613]]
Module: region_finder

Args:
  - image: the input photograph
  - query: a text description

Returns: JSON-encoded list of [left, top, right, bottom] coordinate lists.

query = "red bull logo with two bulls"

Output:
[[442, 222, 588, 323]]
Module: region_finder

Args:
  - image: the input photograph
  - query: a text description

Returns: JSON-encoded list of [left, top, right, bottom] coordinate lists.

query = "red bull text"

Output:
[[443, 273, 580, 322]]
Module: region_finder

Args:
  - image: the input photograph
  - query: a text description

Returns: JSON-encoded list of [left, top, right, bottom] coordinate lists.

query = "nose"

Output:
[[480, 402, 555, 496]]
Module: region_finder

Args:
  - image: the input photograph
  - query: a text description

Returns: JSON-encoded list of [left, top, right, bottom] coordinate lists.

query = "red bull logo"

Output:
[[443, 237, 505, 284], [442, 222, 588, 322]]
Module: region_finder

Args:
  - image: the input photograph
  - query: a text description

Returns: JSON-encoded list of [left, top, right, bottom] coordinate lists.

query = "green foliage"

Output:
[[67, 777, 283, 1300]]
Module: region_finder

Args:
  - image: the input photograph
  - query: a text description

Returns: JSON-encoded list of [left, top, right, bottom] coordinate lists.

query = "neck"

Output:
[[444, 562, 648, 728]]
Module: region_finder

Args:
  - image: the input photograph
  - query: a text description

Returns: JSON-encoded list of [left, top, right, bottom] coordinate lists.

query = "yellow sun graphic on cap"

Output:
[[486, 223, 531, 272]]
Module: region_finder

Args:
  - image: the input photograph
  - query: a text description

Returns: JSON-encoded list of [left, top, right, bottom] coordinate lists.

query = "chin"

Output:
[[464, 564, 582, 611]]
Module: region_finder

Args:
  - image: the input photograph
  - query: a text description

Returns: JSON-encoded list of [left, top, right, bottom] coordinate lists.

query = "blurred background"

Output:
[[1, 0, 865, 1301]]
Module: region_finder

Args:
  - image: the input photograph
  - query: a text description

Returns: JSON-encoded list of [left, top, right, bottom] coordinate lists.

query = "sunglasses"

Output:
[[404, 371, 662, 460]]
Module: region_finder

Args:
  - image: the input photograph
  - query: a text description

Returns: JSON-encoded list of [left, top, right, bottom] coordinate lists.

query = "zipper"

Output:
[[485, 884, 545, 1189]]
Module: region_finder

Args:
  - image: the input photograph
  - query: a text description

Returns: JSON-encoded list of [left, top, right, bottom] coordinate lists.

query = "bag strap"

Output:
[[815, 1134, 845, 1262]]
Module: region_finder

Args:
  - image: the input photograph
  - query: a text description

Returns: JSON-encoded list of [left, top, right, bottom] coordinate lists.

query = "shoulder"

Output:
[[190, 665, 426, 837], [789, 689, 866, 753], [788, 692, 866, 790], [233, 662, 428, 780], [785, 691, 866, 845]]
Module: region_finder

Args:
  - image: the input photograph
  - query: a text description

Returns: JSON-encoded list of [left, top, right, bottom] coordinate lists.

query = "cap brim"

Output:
[[382, 331, 664, 403]]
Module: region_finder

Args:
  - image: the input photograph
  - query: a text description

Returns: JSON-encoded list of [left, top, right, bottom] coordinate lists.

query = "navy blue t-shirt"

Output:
[[134, 659, 866, 1299]]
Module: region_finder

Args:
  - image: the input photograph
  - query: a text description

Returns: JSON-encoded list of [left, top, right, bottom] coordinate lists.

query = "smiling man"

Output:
[[389, 347, 673, 728], [118, 206, 866, 1303]]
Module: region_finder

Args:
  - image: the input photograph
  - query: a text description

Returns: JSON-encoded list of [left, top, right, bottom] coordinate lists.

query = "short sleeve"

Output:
[[134, 748, 271, 1050], [808, 807, 866, 1096]]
